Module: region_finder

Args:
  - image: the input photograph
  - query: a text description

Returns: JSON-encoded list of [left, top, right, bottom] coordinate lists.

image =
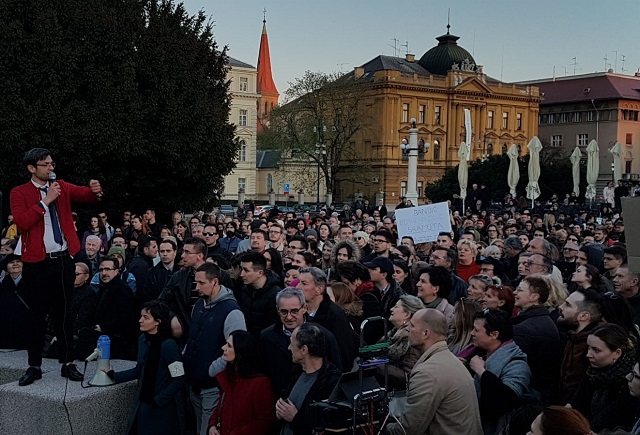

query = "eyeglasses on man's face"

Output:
[[36, 162, 56, 168], [98, 267, 116, 272], [278, 307, 303, 317]]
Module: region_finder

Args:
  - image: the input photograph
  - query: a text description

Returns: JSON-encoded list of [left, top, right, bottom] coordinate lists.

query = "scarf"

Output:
[[355, 281, 375, 297], [423, 297, 443, 310], [139, 331, 170, 404], [385, 326, 411, 363], [587, 350, 636, 389]]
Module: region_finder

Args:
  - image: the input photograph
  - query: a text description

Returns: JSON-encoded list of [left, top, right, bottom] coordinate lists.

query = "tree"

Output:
[[0, 0, 237, 217], [425, 146, 584, 207], [259, 70, 372, 201]]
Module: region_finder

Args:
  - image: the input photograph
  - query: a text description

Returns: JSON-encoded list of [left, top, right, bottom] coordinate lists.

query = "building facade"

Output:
[[337, 27, 540, 204], [521, 72, 640, 186], [223, 57, 259, 202]]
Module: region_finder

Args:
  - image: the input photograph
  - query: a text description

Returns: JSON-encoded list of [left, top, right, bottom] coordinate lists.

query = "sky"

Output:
[[181, 0, 640, 97]]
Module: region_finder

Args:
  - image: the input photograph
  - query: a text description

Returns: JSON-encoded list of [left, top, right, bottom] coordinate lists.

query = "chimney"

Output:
[[354, 66, 365, 80], [405, 53, 415, 62]]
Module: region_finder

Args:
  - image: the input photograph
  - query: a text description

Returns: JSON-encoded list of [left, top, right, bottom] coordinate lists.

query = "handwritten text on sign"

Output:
[[395, 202, 452, 243]]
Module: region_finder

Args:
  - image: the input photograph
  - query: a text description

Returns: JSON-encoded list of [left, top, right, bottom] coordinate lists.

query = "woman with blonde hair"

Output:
[[534, 273, 568, 322], [448, 297, 483, 355], [456, 239, 480, 283]]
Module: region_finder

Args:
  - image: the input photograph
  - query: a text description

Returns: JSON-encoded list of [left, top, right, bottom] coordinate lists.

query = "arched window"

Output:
[[433, 140, 440, 161], [517, 144, 522, 154], [501, 144, 508, 154], [487, 143, 493, 155], [266, 174, 273, 191]]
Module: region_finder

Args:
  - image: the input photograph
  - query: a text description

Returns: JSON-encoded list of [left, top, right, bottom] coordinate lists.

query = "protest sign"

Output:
[[395, 202, 452, 243]]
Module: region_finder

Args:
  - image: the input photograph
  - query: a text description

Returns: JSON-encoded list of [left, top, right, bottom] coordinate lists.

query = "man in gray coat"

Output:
[[385, 309, 482, 435]]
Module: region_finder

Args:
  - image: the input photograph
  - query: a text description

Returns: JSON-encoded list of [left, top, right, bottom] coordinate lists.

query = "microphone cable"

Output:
[[59, 255, 75, 435]]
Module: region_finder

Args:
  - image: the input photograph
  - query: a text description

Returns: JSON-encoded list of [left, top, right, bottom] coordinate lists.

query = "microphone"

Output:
[[48, 172, 56, 183]]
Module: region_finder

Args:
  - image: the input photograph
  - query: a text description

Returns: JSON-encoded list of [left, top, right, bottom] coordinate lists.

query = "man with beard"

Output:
[[556, 287, 602, 402], [219, 222, 241, 253]]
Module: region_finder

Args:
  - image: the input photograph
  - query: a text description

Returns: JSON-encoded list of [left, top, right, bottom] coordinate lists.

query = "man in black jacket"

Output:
[[276, 323, 341, 434], [158, 237, 207, 338], [127, 236, 157, 292], [81, 256, 135, 359], [238, 251, 281, 338], [261, 287, 342, 395], [512, 275, 562, 405], [298, 267, 356, 371], [141, 239, 179, 306]]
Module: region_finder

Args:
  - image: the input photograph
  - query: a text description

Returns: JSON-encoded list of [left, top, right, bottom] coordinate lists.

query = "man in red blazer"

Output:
[[10, 148, 103, 386]]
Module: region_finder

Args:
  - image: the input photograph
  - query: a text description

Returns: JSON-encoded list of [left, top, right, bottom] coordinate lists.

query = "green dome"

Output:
[[418, 27, 476, 75]]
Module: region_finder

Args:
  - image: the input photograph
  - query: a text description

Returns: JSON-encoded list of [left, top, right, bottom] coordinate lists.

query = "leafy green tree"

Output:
[[0, 0, 237, 217], [259, 70, 373, 200]]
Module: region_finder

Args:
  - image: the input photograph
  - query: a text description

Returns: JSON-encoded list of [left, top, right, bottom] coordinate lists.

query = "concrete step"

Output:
[[0, 349, 136, 435]]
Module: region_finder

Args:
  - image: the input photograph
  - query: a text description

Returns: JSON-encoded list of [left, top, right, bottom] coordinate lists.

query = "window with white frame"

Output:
[[487, 110, 494, 129], [502, 112, 509, 129], [419, 105, 426, 124], [239, 141, 247, 161], [266, 174, 273, 191], [516, 113, 522, 130], [400, 181, 407, 197], [551, 135, 562, 147], [577, 133, 588, 146], [239, 109, 247, 126], [239, 77, 248, 92], [238, 178, 246, 192], [402, 103, 410, 123], [417, 181, 423, 198]]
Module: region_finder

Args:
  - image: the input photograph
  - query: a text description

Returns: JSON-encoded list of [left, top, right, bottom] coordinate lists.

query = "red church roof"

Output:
[[257, 20, 279, 96]]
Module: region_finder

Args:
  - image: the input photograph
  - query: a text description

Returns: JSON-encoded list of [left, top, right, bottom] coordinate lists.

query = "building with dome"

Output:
[[336, 26, 541, 205]]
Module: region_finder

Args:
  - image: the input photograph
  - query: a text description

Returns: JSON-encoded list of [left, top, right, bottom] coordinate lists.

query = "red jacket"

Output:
[[10, 180, 98, 262], [209, 369, 276, 435]]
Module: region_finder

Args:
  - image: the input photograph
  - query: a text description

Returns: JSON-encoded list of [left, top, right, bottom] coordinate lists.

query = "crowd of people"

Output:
[[2, 163, 640, 434]]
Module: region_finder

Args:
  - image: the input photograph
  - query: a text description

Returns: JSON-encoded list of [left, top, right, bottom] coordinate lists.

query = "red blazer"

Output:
[[10, 180, 98, 262], [209, 370, 276, 435]]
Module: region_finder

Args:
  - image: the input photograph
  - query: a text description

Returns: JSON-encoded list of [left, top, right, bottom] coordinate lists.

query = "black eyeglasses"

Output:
[[36, 162, 56, 168], [202, 232, 217, 236], [278, 307, 303, 317], [98, 267, 116, 272]]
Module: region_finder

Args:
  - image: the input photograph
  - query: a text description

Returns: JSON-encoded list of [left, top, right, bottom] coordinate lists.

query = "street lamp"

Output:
[[315, 143, 326, 208], [400, 118, 429, 205]]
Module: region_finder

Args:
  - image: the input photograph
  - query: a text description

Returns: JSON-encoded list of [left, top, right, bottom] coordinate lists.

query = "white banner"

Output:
[[395, 202, 452, 243], [464, 108, 472, 151]]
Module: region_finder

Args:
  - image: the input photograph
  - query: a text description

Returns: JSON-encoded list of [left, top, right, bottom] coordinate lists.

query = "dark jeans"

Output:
[[22, 254, 75, 366]]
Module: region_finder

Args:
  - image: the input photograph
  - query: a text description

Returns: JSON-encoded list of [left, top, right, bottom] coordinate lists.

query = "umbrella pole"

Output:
[[462, 198, 465, 214]]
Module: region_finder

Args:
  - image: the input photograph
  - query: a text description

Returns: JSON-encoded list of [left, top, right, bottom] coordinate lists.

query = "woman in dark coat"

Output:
[[569, 324, 640, 432], [207, 330, 276, 435], [106, 300, 184, 435]]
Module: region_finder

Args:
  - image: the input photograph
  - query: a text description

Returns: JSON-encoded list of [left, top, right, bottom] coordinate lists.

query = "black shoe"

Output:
[[18, 367, 42, 386], [61, 363, 84, 382]]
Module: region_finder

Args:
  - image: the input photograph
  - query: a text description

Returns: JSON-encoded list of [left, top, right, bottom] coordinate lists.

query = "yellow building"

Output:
[[339, 26, 541, 204]]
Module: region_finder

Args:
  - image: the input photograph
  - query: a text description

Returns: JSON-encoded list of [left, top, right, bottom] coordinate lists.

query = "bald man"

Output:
[[385, 309, 482, 435]]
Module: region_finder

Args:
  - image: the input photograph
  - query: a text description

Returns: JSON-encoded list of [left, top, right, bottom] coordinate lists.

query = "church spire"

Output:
[[256, 11, 279, 132], [257, 12, 278, 96]]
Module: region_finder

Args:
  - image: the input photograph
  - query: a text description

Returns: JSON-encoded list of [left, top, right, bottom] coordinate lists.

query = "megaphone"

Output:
[[86, 335, 115, 387]]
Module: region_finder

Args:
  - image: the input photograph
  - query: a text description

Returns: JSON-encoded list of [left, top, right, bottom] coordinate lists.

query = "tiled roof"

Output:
[[256, 150, 281, 169], [520, 73, 640, 105], [228, 56, 255, 69]]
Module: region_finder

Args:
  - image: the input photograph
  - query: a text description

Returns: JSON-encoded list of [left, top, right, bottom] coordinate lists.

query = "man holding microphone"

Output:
[[10, 148, 103, 386]]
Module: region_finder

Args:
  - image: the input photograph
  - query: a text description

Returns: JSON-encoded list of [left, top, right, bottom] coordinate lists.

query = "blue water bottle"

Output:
[[97, 335, 111, 360]]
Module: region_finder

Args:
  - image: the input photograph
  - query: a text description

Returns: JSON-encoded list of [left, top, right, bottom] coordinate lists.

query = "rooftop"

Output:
[[228, 56, 255, 69], [518, 72, 640, 105]]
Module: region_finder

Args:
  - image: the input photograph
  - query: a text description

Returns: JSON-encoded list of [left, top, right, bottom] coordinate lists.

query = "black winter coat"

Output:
[[237, 270, 282, 338], [512, 306, 562, 403]]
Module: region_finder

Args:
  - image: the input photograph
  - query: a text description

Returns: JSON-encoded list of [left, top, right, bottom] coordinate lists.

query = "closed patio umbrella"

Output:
[[585, 140, 600, 204], [458, 142, 469, 212], [525, 137, 543, 208], [610, 141, 624, 184], [507, 144, 520, 197], [570, 147, 582, 197]]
